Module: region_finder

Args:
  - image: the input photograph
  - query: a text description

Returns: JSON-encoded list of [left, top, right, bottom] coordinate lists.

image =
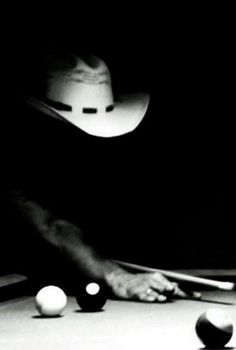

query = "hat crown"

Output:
[[47, 55, 114, 111]]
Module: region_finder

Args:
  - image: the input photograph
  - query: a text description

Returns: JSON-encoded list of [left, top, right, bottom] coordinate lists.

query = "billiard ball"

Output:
[[35, 285, 67, 317], [76, 282, 107, 312], [195, 308, 233, 347]]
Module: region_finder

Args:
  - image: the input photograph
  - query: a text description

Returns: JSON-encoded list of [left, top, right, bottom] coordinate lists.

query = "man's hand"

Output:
[[105, 269, 201, 302]]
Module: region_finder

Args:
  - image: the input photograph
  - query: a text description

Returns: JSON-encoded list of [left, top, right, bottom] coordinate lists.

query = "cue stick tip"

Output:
[[218, 281, 235, 291]]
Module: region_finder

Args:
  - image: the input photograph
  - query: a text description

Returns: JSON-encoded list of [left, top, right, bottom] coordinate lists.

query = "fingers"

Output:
[[149, 272, 176, 294], [133, 289, 167, 303], [172, 283, 202, 300], [106, 269, 201, 302], [149, 274, 202, 300], [125, 272, 175, 302], [108, 273, 169, 303], [128, 277, 202, 302]]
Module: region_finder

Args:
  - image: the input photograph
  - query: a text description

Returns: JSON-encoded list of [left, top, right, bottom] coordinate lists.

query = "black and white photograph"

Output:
[[0, 4, 235, 349]]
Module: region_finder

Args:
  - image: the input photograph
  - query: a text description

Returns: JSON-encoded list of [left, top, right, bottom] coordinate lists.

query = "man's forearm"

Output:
[[8, 190, 122, 281], [48, 218, 122, 280]]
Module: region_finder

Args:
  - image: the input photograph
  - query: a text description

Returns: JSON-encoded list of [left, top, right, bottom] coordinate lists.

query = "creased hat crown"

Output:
[[46, 54, 114, 112]]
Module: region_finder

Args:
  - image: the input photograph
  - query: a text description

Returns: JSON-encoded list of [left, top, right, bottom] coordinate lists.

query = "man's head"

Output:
[[23, 53, 149, 137]]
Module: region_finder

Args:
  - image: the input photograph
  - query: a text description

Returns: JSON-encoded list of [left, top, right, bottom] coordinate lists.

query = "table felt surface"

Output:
[[1, 290, 236, 350]]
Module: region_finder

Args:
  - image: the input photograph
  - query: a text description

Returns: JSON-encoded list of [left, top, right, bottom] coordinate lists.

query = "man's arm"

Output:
[[7, 190, 200, 302]]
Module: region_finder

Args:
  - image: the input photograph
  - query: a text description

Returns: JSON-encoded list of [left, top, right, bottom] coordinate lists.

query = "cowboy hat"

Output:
[[24, 54, 149, 137]]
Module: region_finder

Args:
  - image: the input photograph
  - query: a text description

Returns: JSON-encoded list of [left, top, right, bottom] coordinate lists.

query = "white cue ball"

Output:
[[35, 286, 67, 317], [195, 308, 233, 347]]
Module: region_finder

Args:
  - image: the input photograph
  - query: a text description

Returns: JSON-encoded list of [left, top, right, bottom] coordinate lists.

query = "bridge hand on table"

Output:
[[105, 270, 202, 302]]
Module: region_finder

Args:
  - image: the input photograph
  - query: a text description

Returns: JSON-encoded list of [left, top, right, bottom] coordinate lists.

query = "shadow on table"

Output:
[[199, 347, 235, 350], [75, 309, 105, 313], [32, 315, 64, 319], [194, 298, 234, 306]]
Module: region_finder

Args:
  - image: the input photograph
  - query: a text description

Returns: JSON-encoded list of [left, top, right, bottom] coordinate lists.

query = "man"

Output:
[[2, 52, 200, 301]]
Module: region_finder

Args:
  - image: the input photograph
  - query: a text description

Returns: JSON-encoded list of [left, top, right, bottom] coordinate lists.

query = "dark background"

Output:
[[1, 4, 235, 270]]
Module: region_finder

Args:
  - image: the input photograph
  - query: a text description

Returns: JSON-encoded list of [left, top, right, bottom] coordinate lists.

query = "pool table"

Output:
[[1, 272, 236, 350]]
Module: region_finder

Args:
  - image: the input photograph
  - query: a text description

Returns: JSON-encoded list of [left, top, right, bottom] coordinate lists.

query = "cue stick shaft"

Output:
[[113, 260, 235, 291], [0, 274, 28, 288]]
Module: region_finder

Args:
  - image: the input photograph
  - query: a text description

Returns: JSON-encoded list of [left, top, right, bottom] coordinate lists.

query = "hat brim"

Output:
[[23, 93, 149, 137]]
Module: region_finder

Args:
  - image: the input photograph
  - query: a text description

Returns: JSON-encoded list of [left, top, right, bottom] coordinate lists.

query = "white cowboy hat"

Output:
[[24, 54, 149, 137]]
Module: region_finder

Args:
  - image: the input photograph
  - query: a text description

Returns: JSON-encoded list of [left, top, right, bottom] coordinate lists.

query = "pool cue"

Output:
[[0, 273, 29, 302], [113, 260, 235, 291], [0, 274, 28, 288]]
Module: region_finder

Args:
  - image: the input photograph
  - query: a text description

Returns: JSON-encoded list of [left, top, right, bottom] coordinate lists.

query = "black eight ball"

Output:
[[76, 282, 107, 312]]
